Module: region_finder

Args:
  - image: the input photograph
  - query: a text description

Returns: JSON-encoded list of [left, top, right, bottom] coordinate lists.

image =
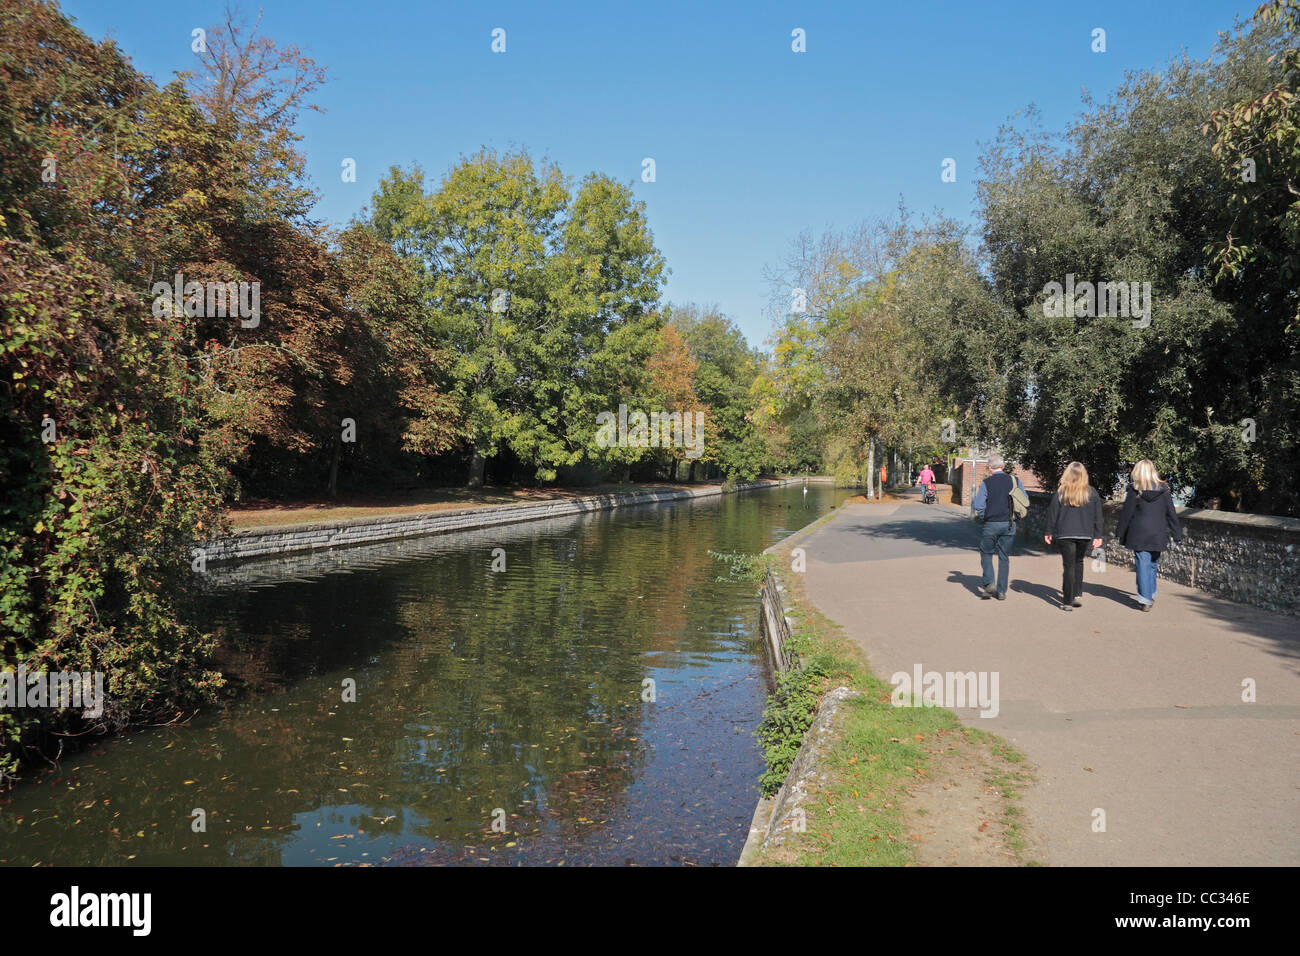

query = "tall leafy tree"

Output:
[[0, 1, 229, 773], [420, 150, 567, 485], [670, 305, 769, 482], [645, 323, 701, 477], [1203, 0, 1300, 511], [971, 17, 1297, 505], [368, 154, 667, 484]]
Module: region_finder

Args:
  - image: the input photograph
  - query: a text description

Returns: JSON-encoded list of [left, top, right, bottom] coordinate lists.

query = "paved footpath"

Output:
[[797, 491, 1300, 865]]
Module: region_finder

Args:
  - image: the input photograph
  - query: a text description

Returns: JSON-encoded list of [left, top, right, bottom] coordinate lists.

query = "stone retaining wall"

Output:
[[759, 686, 860, 847], [743, 561, 862, 866], [742, 530, 865, 865], [759, 569, 796, 674], [1018, 490, 1300, 615], [206, 478, 805, 565], [756, 496, 840, 677]]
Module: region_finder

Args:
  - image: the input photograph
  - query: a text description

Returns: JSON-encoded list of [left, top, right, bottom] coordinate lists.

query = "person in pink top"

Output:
[[917, 465, 936, 498]]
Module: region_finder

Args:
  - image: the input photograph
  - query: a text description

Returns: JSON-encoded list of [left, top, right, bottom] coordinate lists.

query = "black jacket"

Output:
[[1045, 486, 1103, 539], [1115, 484, 1183, 553]]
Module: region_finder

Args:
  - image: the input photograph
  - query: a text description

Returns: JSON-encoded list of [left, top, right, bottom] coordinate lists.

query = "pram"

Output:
[[922, 483, 937, 505]]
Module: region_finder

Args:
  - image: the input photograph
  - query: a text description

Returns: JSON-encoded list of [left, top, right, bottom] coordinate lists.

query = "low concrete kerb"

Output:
[[204, 477, 815, 565], [737, 685, 861, 866]]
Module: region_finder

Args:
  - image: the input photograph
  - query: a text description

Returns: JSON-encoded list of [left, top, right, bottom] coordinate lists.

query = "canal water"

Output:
[[0, 483, 849, 866]]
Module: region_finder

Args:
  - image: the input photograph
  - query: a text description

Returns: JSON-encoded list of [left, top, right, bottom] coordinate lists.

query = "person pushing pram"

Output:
[[917, 464, 937, 505]]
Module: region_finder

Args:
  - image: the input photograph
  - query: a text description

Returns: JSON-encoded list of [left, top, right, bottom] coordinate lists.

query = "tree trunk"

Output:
[[328, 434, 340, 500], [467, 447, 487, 488], [866, 438, 876, 499]]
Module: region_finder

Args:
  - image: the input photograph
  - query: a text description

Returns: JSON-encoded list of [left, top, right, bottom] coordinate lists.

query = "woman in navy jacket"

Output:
[[1114, 459, 1184, 611], [1043, 461, 1103, 610]]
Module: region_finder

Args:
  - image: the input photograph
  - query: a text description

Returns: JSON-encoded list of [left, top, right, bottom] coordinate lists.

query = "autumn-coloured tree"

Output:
[[645, 323, 701, 476], [186, 5, 326, 223], [667, 304, 769, 482], [648, 324, 699, 411], [0, 1, 230, 775], [0, 1, 466, 777]]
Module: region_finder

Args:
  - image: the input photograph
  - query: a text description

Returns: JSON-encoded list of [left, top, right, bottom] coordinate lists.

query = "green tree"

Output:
[[368, 153, 667, 485], [1203, 0, 1300, 511], [670, 305, 770, 482], [971, 17, 1297, 506]]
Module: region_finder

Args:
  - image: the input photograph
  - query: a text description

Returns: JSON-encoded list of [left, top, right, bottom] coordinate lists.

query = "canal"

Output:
[[0, 483, 850, 866]]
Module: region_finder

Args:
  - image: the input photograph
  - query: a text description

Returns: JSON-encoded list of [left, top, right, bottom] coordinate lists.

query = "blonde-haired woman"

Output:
[[1043, 462, 1103, 611], [1114, 459, 1184, 611]]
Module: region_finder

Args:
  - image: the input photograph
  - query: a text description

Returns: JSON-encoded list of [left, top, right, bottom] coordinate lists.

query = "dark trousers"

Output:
[[979, 520, 1015, 595], [1058, 538, 1088, 604]]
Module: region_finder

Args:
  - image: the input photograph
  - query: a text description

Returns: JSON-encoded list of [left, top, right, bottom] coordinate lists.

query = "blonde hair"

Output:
[[1131, 459, 1164, 492], [1056, 461, 1091, 508]]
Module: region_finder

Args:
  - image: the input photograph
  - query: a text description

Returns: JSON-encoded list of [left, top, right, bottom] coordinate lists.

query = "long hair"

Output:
[[1131, 459, 1164, 492], [1056, 461, 1091, 508]]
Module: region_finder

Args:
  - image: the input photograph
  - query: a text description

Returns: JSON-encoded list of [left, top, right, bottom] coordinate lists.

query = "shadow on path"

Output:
[[947, 570, 1147, 609], [842, 516, 978, 552], [946, 570, 988, 599], [846, 512, 1055, 555], [1179, 589, 1300, 670]]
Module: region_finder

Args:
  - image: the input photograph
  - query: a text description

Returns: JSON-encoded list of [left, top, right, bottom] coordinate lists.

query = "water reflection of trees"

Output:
[[0, 486, 843, 865]]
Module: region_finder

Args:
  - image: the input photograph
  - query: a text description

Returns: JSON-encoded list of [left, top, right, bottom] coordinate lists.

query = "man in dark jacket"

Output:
[[972, 454, 1026, 600], [1114, 469, 1184, 610]]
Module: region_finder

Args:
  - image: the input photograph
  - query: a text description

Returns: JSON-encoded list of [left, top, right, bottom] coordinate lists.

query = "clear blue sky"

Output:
[[63, 0, 1252, 348]]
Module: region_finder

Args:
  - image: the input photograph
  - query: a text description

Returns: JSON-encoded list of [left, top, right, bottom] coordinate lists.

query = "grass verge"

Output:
[[748, 537, 1039, 867]]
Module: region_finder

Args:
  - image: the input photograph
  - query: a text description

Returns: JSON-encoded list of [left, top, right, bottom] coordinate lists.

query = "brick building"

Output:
[[948, 456, 1043, 506]]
